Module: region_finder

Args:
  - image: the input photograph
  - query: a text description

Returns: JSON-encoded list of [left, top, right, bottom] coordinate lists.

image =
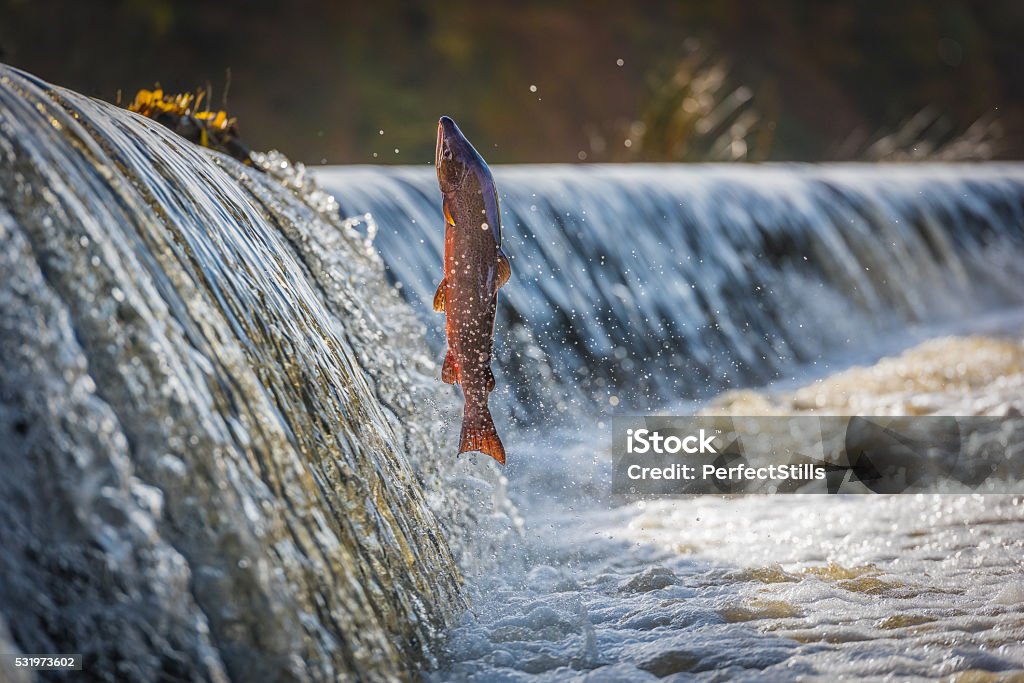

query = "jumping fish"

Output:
[[434, 116, 511, 464]]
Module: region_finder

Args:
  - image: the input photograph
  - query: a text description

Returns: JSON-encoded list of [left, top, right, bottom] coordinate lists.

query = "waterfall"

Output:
[[0, 66, 484, 682], [4, 61, 1024, 682], [316, 163, 1024, 420]]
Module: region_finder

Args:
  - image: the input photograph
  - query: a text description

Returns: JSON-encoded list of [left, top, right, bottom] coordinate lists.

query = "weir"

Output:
[[0, 66, 473, 682], [317, 164, 1024, 419]]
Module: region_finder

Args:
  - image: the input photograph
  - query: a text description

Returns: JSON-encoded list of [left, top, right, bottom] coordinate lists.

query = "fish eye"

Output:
[[443, 147, 453, 160]]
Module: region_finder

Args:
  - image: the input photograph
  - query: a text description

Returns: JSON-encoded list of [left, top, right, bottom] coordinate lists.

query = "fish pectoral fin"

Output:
[[442, 351, 459, 385], [443, 198, 455, 226], [433, 279, 447, 312], [496, 250, 511, 289]]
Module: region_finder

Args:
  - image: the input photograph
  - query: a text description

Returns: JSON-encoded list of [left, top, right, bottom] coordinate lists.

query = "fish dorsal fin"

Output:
[[496, 250, 511, 289], [443, 198, 456, 226]]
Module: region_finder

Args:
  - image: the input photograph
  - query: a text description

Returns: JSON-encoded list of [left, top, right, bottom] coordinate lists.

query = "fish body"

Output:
[[434, 116, 510, 464]]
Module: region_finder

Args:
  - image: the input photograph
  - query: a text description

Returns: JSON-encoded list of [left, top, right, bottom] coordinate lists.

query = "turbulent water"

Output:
[[315, 165, 1024, 680], [402, 334, 1024, 681], [2, 61, 1024, 683]]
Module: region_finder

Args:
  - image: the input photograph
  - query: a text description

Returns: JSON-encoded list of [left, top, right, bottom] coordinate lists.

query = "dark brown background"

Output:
[[2, 0, 1021, 164]]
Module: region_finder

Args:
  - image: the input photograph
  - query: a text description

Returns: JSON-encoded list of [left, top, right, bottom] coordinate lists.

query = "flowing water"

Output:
[[317, 163, 1024, 421], [316, 165, 1024, 680], [0, 66, 504, 682], [2, 61, 1024, 682]]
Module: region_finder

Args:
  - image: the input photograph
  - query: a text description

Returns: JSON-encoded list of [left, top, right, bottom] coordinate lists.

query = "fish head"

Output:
[[436, 116, 492, 196], [436, 116, 502, 242]]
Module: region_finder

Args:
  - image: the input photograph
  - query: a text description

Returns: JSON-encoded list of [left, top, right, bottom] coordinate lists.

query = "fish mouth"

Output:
[[438, 115, 457, 138], [432, 116, 452, 185], [436, 117, 446, 173], [437, 116, 461, 185]]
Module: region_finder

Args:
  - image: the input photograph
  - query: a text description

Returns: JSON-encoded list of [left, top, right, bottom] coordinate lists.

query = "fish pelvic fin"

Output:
[[497, 250, 511, 289], [443, 198, 456, 226], [442, 351, 459, 384], [459, 405, 506, 465], [433, 279, 447, 312]]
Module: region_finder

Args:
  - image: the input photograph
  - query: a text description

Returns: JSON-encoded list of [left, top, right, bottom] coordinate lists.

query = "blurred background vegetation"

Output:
[[2, 0, 1021, 164]]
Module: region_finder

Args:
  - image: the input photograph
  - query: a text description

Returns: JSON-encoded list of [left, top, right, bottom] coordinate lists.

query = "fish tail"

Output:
[[459, 403, 506, 465]]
